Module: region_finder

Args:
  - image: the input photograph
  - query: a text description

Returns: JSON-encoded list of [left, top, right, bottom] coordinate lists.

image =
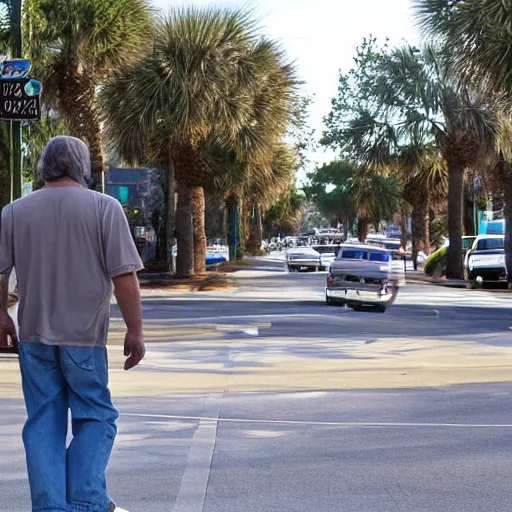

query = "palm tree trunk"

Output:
[[175, 184, 194, 278], [463, 188, 475, 236], [246, 202, 263, 254], [502, 162, 512, 289], [163, 161, 176, 272], [226, 194, 239, 261], [411, 207, 424, 271], [398, 215, 407, 250], [357, 217, 369, 242], [446, 165, 464, 279], [256, 203, 263, 249], [423, 197, 431, 256], [191, 186, 206, 276]]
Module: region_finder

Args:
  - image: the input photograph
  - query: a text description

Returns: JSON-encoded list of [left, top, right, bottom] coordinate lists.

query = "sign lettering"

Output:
[[0, 78, 40, 120]]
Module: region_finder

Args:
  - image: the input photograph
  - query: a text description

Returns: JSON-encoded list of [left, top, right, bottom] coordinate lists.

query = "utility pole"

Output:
[[9, 0, 23, 201]]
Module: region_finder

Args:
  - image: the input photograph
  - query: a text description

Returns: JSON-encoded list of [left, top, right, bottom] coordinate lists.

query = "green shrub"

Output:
[[424, 247, 447, 276]]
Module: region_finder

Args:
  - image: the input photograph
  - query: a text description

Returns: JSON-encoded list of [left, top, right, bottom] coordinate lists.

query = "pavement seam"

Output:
[[171, 394, 222, 512]]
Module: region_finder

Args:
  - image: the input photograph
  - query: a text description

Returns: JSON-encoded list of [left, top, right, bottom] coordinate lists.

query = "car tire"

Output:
[[467, 277, 482, 289], [350, 304, 363, 312], [287, 265, 295, 273], [374, 304, 387, 313], [327, 297, 345, 307]]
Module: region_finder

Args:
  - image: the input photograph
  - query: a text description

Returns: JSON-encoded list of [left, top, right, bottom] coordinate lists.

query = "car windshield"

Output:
[[312, 246, 337, 254], [476, 238, 504, 250]]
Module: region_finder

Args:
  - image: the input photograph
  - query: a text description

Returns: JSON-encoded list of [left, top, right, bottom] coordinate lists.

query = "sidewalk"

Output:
[[405, 271, 466, 288]]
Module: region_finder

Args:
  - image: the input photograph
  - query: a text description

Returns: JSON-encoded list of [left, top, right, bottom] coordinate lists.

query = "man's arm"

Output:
[[0, 274, 16, 349], [113, 272, 145, 370], [0, 205, 16, 350]]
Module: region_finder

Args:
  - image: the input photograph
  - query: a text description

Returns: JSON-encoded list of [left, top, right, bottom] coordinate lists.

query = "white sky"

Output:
[[152, 0, 420, 177]]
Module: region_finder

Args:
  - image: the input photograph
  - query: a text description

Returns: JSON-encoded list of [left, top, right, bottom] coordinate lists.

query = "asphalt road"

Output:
[[2, 270, 512, 512]]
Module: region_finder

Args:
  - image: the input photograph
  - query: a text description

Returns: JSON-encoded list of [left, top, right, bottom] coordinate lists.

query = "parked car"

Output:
[[286, 246, 321, 272], [441, 236, 477, 253], [325, 244, 404, 312], [463, 235, 506, 288], [311, 244, 341, 271]]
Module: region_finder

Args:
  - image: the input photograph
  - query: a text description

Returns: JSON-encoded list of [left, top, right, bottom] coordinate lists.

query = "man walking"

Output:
[[0, 136, 145, 512]]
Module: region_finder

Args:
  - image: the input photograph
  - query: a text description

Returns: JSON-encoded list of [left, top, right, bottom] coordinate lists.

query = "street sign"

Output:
[[0, 78, 41, 120], [0, 60, 41, 121]]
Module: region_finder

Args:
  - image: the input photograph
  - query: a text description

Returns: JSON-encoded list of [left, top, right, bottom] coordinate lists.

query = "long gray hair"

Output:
[[38, 136, 91, 186]]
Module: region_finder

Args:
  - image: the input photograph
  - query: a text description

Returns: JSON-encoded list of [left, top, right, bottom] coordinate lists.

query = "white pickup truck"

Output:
[[463, 235, 506, 288]]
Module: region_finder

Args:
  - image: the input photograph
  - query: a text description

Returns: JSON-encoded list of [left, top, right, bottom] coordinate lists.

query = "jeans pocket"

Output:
[[19, 342, 57, 367], [61, 347, 95, 371]]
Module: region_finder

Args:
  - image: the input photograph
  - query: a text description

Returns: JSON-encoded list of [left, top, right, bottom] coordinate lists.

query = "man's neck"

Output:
[[44, 178, 82, 188]]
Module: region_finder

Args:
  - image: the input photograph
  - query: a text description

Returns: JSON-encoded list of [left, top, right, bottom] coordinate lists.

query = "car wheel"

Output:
[[467, 276, 483, 289], [350, 304, 363, 312], [374, 304, 387, 313], [287, 265, 295, 272]]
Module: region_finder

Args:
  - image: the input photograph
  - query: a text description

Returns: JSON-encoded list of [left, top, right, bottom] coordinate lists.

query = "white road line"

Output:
[[171, 394, 222, 512], [118, 313, 336, 325], [124, 412, 512, 429]]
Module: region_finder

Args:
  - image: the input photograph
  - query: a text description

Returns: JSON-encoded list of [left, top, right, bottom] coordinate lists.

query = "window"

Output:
[[476, 238, 504, 251], [368, 252, 391, 262], [340, 250, 369, 260], [462, 238, 475, 250]]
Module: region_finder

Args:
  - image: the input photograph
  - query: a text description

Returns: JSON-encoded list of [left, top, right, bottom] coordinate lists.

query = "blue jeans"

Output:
[[19, 342, 119, 512]]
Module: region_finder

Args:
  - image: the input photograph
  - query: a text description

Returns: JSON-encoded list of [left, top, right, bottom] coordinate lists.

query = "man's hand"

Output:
[[0, 313, 17, 351], [124, 330, 145, 370]]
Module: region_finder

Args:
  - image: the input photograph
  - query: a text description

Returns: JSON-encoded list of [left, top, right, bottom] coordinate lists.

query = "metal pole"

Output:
[[473, 174, 478, 235], [9, 0, 23, 200]]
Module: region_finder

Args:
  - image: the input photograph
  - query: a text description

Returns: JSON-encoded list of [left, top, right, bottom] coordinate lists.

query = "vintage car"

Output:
[[311, 244, 341, 271], [325, 244, 404, 312], [463, 235, 506, 288], [286, 246, 322, 272]]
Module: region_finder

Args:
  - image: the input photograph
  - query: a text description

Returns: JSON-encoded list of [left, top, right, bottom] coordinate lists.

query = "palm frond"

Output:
[[414, 0, 512, 95]]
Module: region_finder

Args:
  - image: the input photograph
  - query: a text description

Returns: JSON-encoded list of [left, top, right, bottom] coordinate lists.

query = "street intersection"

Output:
[[2, 270, 512, 512]]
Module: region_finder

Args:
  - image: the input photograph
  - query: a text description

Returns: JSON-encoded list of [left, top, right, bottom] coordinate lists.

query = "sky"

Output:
[[153, 0, 420, 179]]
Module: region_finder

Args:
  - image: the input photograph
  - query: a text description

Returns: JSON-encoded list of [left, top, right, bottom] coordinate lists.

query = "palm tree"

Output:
[[326, 43, 504, 277], [350, 167, 402, 241], [101, 7, 296, 277], [101, 7, 296, 276], [263, 188, 306, 238], [202, 41, 298, 260], [393, 144, 448, 264], [415, 0, 512, 283], [202, 141, 298, 259], [25, 0, 153, 191]]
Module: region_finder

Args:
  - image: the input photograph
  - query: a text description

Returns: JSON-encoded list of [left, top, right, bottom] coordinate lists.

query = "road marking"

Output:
[[118, 313, 339, 325], [124, 412, 512, 429], [171, 394, 222, 512]]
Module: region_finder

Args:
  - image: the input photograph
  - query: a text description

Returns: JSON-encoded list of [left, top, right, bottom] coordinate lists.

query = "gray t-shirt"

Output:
[[0, 186, 144, 347]]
